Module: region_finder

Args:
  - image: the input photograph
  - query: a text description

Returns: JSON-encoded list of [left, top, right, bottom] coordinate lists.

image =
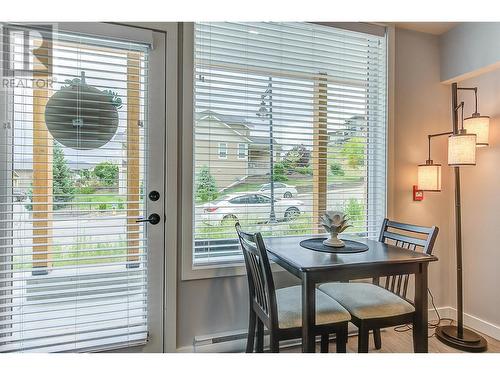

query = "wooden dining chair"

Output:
[[235, 223, 351, 353], [319, 219, 439, 353]]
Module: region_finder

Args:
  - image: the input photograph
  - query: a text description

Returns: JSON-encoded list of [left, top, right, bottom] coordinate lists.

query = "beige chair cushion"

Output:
[[275, 285, 351, 329], [318, 282, 415, 320]]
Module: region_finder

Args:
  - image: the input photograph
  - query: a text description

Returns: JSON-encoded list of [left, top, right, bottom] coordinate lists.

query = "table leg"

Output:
[[302, 273, 316, 353], [413, 263, 429, 353]]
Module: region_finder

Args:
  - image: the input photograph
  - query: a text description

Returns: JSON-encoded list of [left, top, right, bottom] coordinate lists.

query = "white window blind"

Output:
[[0, 24, 150, 352], [193, 22, 387, 265]]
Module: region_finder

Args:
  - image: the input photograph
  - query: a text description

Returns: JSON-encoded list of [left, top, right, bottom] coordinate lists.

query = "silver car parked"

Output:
[[201, 193, 303, 224], [258, 182, 298, 198]]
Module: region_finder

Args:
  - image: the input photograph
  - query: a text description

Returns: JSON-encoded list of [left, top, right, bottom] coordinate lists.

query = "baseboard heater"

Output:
[[193, 324, 362, 353]]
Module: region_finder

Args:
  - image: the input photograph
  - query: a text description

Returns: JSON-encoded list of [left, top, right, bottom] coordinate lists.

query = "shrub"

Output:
[[195, 165, 218, 202], [330, 162, 345, 176], [93, 161, 119, 187], [285, 144, 311, 167], [273, 162, 288, 182], [295, 165, 313, 175], [345, 199, 365, 225], [341, 137, 366, 169], [98, 203, 108, 211], [77, 168, 93, 184], [77, 186, 96, 195]]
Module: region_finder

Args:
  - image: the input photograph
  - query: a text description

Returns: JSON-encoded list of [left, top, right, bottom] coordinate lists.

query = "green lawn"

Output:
[[195, 214, 315, 241], [51, 240, 130, 267], [194, 209, 367, 242], [13, 240, 132, 270], [74, 193, 126, 211]]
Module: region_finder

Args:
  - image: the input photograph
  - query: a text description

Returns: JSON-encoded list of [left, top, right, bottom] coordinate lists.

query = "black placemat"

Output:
[[299, 238, 369, 254]]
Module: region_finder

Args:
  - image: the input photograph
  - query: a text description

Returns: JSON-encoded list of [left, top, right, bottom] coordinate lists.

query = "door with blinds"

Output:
[[0, 23, 165, 352]]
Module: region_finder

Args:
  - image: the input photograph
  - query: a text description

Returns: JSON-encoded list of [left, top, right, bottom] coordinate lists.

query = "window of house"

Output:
[[193, 22, 387, 266], [238, 143, 248, 159], [218, 142, 228, 159]]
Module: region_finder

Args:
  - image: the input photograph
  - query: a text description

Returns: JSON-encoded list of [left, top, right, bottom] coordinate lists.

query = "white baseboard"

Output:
[[429, 306, 454, 321], [177, 306, 500, 353]]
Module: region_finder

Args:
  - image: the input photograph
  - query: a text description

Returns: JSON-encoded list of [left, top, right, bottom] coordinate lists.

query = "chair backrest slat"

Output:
[[383, 231, 427, 248], [384, 220, 435, 235], [235, 223, 278, 328], [376, 218, 439, 301]]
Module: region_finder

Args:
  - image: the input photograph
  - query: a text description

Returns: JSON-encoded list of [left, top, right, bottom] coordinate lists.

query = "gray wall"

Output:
[[440, 22, 500, 82], [454, 69, 500, 332], [439, 22, 500, 338], [393, 28, 453, 311], [177, 271, 299, 348]]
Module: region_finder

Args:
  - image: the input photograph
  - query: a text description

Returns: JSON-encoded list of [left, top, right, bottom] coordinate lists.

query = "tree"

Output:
[[78, 168, 93, 183], [273, 161, 288, 182], [341, 137, 366, 169], [345, 198, 365, 229], [93, 161, 119, 187], [195, 165, 218, 202], [285, 144, 311, 168], [53, 142, 75, 209]]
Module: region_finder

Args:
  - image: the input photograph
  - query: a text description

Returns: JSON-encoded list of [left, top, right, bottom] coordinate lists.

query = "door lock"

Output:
[[136, 213, 161, 225], [148, 190, 160, 201]]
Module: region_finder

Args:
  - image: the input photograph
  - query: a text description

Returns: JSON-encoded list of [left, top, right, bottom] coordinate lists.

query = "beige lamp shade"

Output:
[[418, 162, 441, 191], [464, 115, 490, 147], [448, 133, 477, 166]]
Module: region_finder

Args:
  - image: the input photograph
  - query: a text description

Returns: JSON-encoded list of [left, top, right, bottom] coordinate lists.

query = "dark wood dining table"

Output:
[[265, 235, 438, 353]]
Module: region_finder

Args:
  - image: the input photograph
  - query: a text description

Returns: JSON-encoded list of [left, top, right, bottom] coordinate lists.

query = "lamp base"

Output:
[[435, 325, 487, 352]]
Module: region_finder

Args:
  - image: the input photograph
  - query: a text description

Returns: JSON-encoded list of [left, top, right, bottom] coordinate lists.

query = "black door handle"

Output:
[[136, 213, 161, 225]]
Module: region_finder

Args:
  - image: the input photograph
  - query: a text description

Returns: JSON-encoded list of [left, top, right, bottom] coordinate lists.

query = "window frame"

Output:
[[237, 143, 248, 160], [181, 22, 391, 280], [217, 142, 228, 159]]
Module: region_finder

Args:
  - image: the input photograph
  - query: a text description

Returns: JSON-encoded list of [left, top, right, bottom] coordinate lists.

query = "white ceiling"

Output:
[[393, 22, 459, 35]]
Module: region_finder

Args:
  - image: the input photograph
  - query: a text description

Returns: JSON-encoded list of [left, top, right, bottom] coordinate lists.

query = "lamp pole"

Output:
[[434, 83, 487, 352], [257, 77, 276, 223]]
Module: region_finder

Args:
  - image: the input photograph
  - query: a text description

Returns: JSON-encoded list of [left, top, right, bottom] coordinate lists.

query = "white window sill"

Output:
[[182, 255, 286, 280]]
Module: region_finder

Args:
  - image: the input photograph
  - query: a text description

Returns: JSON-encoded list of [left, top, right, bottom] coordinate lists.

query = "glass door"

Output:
[[0, 23, 165, 352]]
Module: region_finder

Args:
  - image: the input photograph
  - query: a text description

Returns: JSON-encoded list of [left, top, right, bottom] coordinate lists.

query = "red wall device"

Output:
[[413, 185, 424, 201]]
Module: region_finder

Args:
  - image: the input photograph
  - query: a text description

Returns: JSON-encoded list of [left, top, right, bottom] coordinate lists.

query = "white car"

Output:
[[201, 193, 303, 224], [258, 182, 298, 198]]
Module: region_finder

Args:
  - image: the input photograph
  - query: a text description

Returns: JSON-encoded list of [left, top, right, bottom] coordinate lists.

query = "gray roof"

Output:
[[197, 110, 281, 146], [248, 135, 279, 145], [197, 110, 255, 129]]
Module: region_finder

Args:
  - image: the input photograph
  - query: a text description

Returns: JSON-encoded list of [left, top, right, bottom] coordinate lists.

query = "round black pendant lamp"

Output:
[[45, 71, 120, 150]]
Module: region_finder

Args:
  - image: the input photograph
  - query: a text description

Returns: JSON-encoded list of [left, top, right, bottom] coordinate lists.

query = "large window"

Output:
[[193, 22, 387, 265]]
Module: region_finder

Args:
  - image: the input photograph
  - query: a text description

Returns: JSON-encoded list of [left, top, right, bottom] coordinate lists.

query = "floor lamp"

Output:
[[417, 83, 488, 352]]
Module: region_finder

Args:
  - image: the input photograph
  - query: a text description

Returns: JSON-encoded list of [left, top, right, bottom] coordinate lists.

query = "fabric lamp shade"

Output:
[[418, 162, 441, 191], [448, 133, 477, 166], [464, 115, 490, 147]]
